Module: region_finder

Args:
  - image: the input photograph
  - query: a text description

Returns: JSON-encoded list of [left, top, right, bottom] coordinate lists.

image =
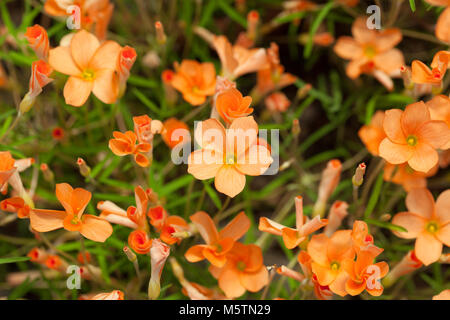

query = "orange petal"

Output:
[[411, 60, 435, 84], [185, 244, 208, 262], [392, 212, 426, 239], [416, 121, 450, 149], [258, 217, 285, 236], [401, 102, 430, 135], [134, 153, 149, 167], [282, 227, 304, 249], [436, 7, 450, 43], [63, 76, 93, 107], [406, 188, 435, 219], [376, 28, 402, 52], [328, 230, 354, 262], [219, 211, 250, 241], [408, 143, 439, 173], [218, 266, 246, 298], [214, 166, 245, 198], [374, 48, 404, 74], [48, 47, 81, 76], [415, 232, 442, 266], [236, 145, 272, 176], [80, 214, 113, 242], [89, 41, 122, 71], [436, 223, 450, 247], [436, 190, 450, 224], [378, 138, 413, 164], [72, 187, 92, 217], [194, 118, 226, 151], [333, 36, 362, 60], [187, 149, 223, 180], [311, 262, 335, 286], [352, 17, 376, 44], [29, 209, 65, 232], [70, 30, 100, 70], [307, 234, 329, 266], [190, 211, 219, 245], [55, 183, 74, 215], [328, 271, 349, 297], [383, 109, 406, 143]]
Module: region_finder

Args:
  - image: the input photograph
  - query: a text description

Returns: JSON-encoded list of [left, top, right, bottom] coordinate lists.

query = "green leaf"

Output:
[[364, 218, 407, 233], [217, 1, 247, 28], [0, 256, 31, 264], [409, 0, 416, 12], [363, 173, 384, 219], [8, 276, 38, 300], [203, 180, 222, 209], [304, 1, 334, 58]]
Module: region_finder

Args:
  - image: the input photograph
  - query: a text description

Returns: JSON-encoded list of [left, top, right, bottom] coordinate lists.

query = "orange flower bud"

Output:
[[161, 118, 190, 149], [25, 24, 50, 61], [155, 21, 167, 44], [128, 230, 152, 254]]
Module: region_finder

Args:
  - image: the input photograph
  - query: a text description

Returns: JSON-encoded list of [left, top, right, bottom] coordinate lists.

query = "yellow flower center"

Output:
[[71, 216, 81, 225], [406, 135, 418, 146], [330, 261, 340, 271], [426, 221, 439, 234], [192, 86, 200, 94], [236, 261, 246, 271], [82, 69, 95, 81], [364, 45, 377, 59], [225, 153, 236, 165]]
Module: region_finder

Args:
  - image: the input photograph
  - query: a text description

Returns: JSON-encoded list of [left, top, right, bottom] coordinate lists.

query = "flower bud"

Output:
[[155, 21, 166, 45], [77, 158, 91, 177], [148, 239, 170, 300], [352, 162, 366, 187], [40, 163, 54, 183]]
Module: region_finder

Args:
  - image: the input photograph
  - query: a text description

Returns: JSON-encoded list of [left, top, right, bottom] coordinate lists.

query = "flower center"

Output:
[[330, 261, 340, 271], [216, 244, 223, 253], [82, 69, 95, 81], [71, 216, 81, 225], [426, 221, 439, 234], [406, 135, 418, 146], [364, 45, 376, 59], [236, 261, 246, 271], [431, 68, 442, 80], [225, 153, 236, 165], [192, 86, 200, 94]]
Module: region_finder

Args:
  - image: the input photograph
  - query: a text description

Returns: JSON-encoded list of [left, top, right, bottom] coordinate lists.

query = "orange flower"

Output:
[[411, 51, 450, 86], [185, 211, 250, 267], [188, 116, 273, 198], [345, 247, 389, 296], [259, 196, 328, 249], [426, 95, 450, 150], [48, 29, 121, 106], [0, 151, 16, 190], [334, 17, 404, 90], [109, 131, 151, 167], [391, 188, 450, 265], [313, 32, 335, 47], [358, 110, 386, 156], [45, 255, 68, 272], [29, 183, 113, 242], [117, 46, 137, 98], [0, 197, 30, 219], [161, 118, 190, 149], [170, 60, 216, 106], [128, 230, 152, 254], [215, 88, 253, 124], [351, 220, 380, 254], [424, 1, 450, 42], [25, 25, 50, 61], [20, 60, 54, 114], [27, 247, 48, 264], [148, 205, 168, 231], [383, 162, 438, 192], [378, 102, 450, 173], [210, 242, 268, 298], [307, 230, 355, 296], [313, 159, 342, 217], [133, 115, 163, 145], [383, 250, 422, 287], [265, 92, 291, 112], [212, 35, 269, 80]]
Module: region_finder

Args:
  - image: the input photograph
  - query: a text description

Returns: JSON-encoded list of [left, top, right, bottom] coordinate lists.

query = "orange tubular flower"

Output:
[[25, 25, 50, 61], [29, 183, 113, 242], [128, 230, 152, 254], [170, 60, 216, 106], [255, 43, 297, 98], [188, 116, 273, 198], [126, 186, 151, 229], [334, 17, 404, 90], [307, 230, 355, 297], [98, 200, 138, 229], [90, 290, 124, 300], [358, 110, 386, 156], [383, 250, 422, 287], [378, 102, 450, 173], [426, 95, 450, 150], [28, 247, 48, 264], [265, 92, 291, 112], [297, 251, 334, 300], [391, 188, 450, 266], [48, 29, 121, 107], [45, 255, 68, 272], [0, 197, 30, 219], [148, 239, 170, 300], [345, 247, 389, 296], [383, 162, 438, 192], [147, 206, 168, 231], [160, 215, 189, 245], [20, 60, 54, 114], [259, 196, 328, 249], [161, 118, 190, 149], [313, 159, 342, 217], [185, 211, 250, 267], [117, 46, 137, 98], [411, 51, 450, 87], [215, 88, 253, 124], [210, 242, 268, 298], [109, 131, 151, 167], [324, 201, 349, 237], [424, 1, 450, 42], [133, 115, 163, 146], [212, 35, 269, 80]]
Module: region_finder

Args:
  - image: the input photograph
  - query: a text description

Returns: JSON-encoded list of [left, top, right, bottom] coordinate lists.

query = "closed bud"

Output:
[[123, 245, 137, 262], [352, 162, 366, 187], [292, 119, 301, 137], [155, 21, 166, 45], [297, 83, 312, 99], [19, 92, 36, 114], [380, 213, 391, 221], [247, 10, 259, 41], [40, 163, 54, 183]]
